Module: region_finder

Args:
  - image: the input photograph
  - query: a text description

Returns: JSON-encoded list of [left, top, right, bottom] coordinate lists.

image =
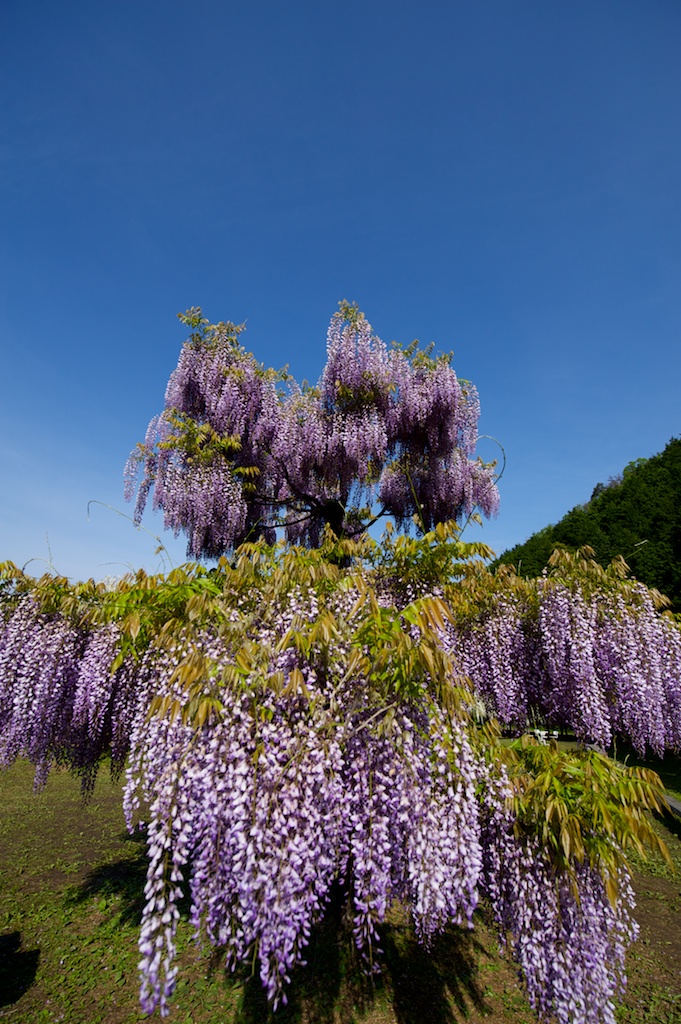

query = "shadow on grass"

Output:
[[66, 829, 149, 925], [381, 920, 490, 1024], [68, 857, 493, 1024], [0, 931, 40, 1007], [227, 886, 492, 1024], [230, 884, 375, 1024]]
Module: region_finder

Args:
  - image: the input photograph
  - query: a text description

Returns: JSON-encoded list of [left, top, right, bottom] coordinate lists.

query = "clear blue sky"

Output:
[[2, 0, 679, 581]]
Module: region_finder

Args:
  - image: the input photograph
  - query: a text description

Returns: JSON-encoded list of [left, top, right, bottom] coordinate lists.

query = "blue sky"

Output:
[[1, 0, 679, 581]]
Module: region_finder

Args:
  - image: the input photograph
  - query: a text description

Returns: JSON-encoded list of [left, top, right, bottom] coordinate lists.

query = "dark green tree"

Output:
[[494, 438, 681, 611]]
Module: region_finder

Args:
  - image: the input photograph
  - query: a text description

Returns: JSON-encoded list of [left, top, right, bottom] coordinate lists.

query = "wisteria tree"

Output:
[[1, 304, 680, 1024], [124, 303, 500, 555]]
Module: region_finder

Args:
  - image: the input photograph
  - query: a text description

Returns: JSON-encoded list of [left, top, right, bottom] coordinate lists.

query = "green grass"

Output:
[[0, 756, 679, 1024]]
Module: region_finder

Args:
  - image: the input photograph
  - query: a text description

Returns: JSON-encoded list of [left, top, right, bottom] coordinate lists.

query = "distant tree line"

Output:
[[493, 437, 681, 612]]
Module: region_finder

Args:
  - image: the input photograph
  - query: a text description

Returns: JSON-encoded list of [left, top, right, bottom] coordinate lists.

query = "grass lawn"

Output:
[[0, 758, 679, 1024]]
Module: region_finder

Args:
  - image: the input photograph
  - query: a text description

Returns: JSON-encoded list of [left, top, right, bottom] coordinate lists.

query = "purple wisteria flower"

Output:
[[479, 760, 638, 1024], [444, 577, 681, 755]]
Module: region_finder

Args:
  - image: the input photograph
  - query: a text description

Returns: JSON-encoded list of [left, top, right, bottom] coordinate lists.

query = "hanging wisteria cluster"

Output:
[[480, 766, 639, 1024], [125, 658, 483, 1013], [0, 599, 134, 793], [124, 304, 500, 556], [0, 535, 676, 1024], [447, 551, 681, 755]]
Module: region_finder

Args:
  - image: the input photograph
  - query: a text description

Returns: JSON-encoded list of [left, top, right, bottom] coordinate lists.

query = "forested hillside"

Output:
[[493, 437, 681, 610]]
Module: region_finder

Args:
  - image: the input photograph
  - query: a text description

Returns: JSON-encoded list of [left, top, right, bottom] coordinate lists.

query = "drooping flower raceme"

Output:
[[445, 571, 681, 755], [120, 577, 486, 1015], [482, 800, 638, 1024], [0, 599, 133, 792]]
